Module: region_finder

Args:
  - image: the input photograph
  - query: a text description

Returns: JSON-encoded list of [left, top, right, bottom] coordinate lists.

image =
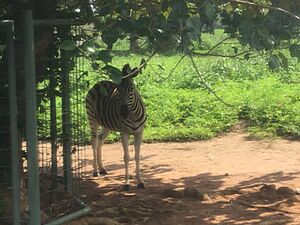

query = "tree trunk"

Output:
[[129, 33, 139, 52]]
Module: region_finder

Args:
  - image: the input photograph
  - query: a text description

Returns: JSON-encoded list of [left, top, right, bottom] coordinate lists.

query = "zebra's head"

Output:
[[122, 64, 139, 79], [118, 64, 138, 104]]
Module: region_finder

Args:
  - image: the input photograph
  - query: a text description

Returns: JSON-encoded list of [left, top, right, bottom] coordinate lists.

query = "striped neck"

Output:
[[118, 78, 135, 103]]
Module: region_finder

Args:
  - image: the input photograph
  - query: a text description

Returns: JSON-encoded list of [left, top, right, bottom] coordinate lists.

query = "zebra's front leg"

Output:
[[134, 131, 144, 189], [121, 133, 130, 191], [97, 128, 110, 175]]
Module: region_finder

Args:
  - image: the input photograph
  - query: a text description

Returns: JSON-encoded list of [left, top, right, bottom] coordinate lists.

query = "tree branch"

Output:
[[158, 55, 186, 82], [230, 0, 300, 21], [185, 46, 235, 107], [207, 36, 232, 54], [193, 49, 254, 59], [198, 33, 255, 59]]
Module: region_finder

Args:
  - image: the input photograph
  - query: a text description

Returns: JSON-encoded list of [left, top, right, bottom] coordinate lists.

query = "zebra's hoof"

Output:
[[92, 171, 100, 177], [100, 168, 108, 175], [123, 185, 130, 191], [137, 183, 145, 189]]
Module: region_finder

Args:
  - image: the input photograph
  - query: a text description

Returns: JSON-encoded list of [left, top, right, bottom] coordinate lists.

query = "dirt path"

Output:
[[68, 128, 300, 225]]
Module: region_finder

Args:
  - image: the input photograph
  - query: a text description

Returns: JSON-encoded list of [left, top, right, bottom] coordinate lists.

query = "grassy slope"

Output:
[[39, 30, 300, 143], [84, 49, 300, 142]]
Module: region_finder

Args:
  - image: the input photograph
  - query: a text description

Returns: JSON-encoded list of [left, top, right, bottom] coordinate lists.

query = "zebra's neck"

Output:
[[117, 79, 135, 104]]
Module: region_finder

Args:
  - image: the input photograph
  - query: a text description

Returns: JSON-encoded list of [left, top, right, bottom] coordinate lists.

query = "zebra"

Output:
[[85, 63, 147, 190]]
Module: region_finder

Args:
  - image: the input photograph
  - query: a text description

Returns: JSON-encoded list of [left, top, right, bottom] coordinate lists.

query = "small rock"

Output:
[[277, 187, 296, 196], [203, 193, 211, 201], [221, 188, 241, 195], [184, 187, 205, 201], [260, 184, 277, 192], [162, 187, 184, 198], [295, 188, 300, 194]]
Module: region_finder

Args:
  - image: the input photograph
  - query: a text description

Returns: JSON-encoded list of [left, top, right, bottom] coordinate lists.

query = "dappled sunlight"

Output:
[[67, 130, 300, 225]]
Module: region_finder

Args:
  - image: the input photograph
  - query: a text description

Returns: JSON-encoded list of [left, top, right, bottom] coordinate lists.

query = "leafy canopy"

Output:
[[0, 0, 300, 80], [62, 0, 300, 74]]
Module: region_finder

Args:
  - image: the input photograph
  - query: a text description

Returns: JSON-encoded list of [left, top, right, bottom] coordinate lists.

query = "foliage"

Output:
[[2, 0, 299, 76], [0, 1, 299, 142], [42, 40, 298, 143]]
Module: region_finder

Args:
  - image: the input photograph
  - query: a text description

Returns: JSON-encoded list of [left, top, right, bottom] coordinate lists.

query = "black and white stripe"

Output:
[[85, 64, 147, 190]]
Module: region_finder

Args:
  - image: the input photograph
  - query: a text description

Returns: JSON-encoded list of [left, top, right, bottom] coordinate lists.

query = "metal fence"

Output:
[[0, 11, 90, 225], [0, 20, 20, 225]]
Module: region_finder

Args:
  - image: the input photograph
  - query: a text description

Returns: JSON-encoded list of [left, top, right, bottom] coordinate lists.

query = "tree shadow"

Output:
[[176, 171, 300, 225], [75, 166, 300, 225], [69, 144, 300, 225]]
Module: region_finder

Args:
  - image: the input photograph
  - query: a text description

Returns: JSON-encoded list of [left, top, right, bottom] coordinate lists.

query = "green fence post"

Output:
[[7, 20, 21, 225], [22, 10, 41, 225], [50, 72, 58, 190], [61, 48, 73, 194]]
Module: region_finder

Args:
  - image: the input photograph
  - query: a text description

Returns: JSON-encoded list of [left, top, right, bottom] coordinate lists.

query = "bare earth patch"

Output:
[[68, 128, 300, 225]]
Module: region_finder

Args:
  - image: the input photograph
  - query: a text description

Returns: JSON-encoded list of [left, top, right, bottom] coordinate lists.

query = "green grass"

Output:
[[38, 30, 300, 143], [79, 52, 300, 142]]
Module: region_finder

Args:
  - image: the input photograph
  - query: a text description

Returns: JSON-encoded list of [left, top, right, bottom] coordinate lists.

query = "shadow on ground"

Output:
[[68, 159, 300, 225]]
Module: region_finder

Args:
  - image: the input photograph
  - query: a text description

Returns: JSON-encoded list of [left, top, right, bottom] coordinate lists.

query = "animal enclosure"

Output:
[[0, 16, 90, 225]]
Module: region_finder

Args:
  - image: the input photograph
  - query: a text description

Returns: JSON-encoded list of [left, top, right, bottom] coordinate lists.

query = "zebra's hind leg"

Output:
[[134, 130, 145, 189], [97, 127, 110, 175], [91, 125, 100, 177], [121, 133, 130, 191]]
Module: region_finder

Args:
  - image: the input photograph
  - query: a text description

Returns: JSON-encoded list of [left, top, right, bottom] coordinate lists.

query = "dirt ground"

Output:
[[67, 127, 300, 225]]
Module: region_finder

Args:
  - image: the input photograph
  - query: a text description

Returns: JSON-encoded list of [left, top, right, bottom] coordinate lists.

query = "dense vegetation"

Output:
[[69, 31, 300, 143]]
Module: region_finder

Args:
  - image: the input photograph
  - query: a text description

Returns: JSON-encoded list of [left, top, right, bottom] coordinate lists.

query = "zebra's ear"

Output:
[[131, 67, 139, 77], [122, 64, 131, 75]]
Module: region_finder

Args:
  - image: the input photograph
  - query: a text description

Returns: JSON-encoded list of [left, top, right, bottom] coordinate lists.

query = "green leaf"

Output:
[[92, 62, 100, 71], [158, 64, 165, 71], [290, 44, 300, 59], [170, 1, 188, 19], [244, 53, 250, 60], [98, 5, 112, 16], [118, 19, 134, 33], [203, 1, 216, 21], [83, 40, 96, 53], [97, 50, 112, 63], [137, 16, 151, 36], [186, 17, 202, 40], [101, 28, 120, 48], [278, 52, 288, 68], [161, 0, 169, 12], [103, 65, 122, 84], [60, 40, 77, 51], [232, 47, 238, 55]]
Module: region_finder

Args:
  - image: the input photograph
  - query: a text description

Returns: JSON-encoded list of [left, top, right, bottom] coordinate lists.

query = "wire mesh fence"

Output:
[[0, 53, 13, 225], [0, 20, 21, 225], [35, 24, 90, 224], [0, 19, 91, 225]]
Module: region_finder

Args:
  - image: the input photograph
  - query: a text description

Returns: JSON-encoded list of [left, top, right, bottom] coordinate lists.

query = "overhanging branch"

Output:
[[230, 0, 300, 21], [193, 49, 254, 59], [185, 46, 235, 107]]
